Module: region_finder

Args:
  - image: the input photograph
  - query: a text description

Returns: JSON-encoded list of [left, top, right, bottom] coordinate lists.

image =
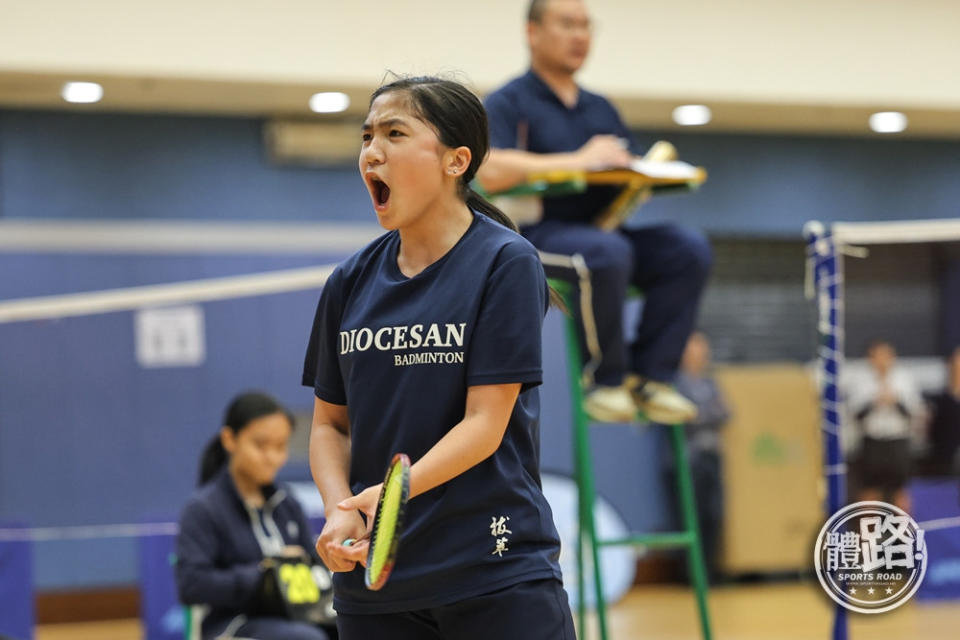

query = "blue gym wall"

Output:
[[2, 109, 960, 590], [4, 110, 960, 230], [0, 111, 362, 222]]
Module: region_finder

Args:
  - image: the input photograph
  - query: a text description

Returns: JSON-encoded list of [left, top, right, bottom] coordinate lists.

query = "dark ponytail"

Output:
[[197, 391, 295, 486], [466, 188, 519, 233], [198, 435, 229, 488]]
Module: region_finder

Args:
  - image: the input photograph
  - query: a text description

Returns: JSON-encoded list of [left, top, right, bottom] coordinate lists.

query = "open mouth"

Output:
[[370, 176, 391, 207]]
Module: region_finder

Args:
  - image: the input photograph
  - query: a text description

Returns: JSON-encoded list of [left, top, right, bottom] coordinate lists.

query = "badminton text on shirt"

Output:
[[339, 323, 467, 367]]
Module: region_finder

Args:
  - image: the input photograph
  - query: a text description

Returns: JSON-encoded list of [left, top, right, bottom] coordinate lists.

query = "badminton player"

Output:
[[303, 76, 575, 639]]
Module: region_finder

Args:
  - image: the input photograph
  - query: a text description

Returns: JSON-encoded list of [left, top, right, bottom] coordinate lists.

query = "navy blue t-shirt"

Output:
[[302, 212, 562, 614], [484, 69, 641, 225]]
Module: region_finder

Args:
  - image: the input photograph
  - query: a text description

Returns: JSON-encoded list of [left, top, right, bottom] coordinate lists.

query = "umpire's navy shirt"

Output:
[[303, 212, 563, 614], [484, 69, 642, 225]]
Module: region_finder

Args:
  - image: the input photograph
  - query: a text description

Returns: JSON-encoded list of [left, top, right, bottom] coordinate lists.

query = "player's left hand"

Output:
[[333, 484, 382, 566], [338, 483, 381, 521]]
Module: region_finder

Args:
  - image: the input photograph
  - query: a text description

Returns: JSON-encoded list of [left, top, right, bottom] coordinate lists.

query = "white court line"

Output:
[[0, 219, 382, 254], [0, 522, 179, 542], [0, 264, 337, 323], [917, 516, 960, 532]]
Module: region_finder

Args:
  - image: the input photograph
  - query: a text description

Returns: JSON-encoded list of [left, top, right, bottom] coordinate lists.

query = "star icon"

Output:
[[867, 588, 875, 595], [886, 587, 894, 595], [849, 587, 857, 595]]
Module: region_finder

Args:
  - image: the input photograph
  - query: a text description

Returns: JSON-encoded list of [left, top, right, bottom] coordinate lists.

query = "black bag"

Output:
[[257, 555, 336, 626]]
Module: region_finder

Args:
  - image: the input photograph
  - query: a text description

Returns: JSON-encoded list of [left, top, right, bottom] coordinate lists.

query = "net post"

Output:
[[804, 221, 848, 640]]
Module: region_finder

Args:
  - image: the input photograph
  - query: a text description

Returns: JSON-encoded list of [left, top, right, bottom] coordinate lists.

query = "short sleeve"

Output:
[[465, 245, 547, 390], [484, 90, 522, 150], [301, 268, 347, 405]]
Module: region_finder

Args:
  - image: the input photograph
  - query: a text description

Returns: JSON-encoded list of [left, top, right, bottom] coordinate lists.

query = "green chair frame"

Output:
[[548, 278, 712, 640]]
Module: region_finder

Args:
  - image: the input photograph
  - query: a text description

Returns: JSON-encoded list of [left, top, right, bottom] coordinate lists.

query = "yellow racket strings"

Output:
[[369, 462, 404, 581]]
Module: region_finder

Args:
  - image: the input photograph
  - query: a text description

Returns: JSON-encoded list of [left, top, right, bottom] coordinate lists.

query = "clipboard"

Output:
[[486, 141, 707, 230]]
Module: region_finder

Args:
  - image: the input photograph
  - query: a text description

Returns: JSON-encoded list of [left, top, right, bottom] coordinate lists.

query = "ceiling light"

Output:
[[869, 111, 907, 133], [61, 82, 103, 104], [672, 104, 711, 126], [309, 92, 350, 114]]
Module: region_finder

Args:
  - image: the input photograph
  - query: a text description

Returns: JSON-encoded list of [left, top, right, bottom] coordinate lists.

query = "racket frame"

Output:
[[364, 452, 411, 590]]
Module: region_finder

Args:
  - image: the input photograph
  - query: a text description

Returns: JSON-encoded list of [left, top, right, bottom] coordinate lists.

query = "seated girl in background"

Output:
[[175, 391, 336, 640]]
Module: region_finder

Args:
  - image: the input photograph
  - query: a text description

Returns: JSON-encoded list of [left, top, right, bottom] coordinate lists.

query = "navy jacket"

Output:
[[175, 468, 322, 637]]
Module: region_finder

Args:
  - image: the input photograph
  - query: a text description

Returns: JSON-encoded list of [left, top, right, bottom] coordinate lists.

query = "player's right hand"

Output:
[[316, 509, 366, 572], [577, 134, 632, 170]]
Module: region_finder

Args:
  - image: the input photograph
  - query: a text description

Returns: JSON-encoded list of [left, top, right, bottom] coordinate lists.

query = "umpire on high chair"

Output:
[[477, 0, 712, 424]]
